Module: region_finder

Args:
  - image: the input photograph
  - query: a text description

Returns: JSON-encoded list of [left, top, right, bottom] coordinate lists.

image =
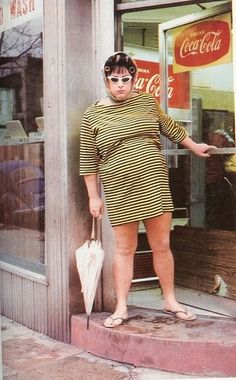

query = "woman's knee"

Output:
[[150, 236, 170, 254], [115, 238, 137, 256], [113, 222, 138, 256]]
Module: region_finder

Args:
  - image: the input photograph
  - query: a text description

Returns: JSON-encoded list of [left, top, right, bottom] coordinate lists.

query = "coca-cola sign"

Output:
[[173, 13, 231, 73], [134, 59, 190, 109]]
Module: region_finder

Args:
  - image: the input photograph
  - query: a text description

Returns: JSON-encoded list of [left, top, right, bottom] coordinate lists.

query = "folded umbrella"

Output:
[[75, 218, 105, 329]]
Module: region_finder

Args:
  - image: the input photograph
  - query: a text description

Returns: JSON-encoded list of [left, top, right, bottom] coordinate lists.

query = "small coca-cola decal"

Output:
[[174, 20, 230, 67]]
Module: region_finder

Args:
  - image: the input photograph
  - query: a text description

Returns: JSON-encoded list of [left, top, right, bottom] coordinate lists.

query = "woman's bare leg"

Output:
[[104, 221, 139, 326], [144, 213, 195, 319]]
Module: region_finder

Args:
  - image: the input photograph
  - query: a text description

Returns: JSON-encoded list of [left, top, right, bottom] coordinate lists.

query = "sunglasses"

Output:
[[107, 75, 132, 84]]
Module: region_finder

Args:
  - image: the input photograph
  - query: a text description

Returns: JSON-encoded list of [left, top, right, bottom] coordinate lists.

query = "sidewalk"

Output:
[[0, 316, 232, 380]]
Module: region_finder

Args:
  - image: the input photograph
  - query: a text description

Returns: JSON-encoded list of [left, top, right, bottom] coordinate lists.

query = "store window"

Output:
[[0, 1, 45, 274]]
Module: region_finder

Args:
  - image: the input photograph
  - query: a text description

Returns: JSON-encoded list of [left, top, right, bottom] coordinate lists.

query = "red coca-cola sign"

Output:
[[134, 59, 189, 109], [174, 19, 230, 67]]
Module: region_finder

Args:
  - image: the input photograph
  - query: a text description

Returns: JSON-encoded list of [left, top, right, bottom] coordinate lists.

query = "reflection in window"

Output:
[[0, 18, 43, 137], [168, 149, 236, 232], [204, 115, 236, 231], [0, 12, 45, 271]]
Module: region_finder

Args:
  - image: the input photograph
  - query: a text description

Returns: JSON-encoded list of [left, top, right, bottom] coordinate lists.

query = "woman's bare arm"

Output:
[[84, 174, 104, 218]]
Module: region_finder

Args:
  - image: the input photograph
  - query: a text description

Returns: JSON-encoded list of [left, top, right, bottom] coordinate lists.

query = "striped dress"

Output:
[[79, 92, 187, 226]]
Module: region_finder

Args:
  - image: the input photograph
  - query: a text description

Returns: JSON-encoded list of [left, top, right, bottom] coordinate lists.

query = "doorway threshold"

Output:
[[128, 286, 236, 318], [71, 306, 236, 376]]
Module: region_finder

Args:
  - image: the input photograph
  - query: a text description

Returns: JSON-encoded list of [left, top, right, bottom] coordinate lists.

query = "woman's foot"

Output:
[[104, 310, 128, 328], [163, 301, 196, 321]]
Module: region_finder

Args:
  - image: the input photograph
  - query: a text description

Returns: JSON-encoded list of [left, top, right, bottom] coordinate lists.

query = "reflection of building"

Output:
[[0, 55, 43, 132], [1, 2, 236, 371]]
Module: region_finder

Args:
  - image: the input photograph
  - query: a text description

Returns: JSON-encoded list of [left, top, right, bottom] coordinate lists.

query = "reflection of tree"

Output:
[[0, 21, 43, 75], [0, 20, 43, 133]]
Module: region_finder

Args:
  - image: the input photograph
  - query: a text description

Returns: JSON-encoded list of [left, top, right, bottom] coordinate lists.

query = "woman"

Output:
[[80, 52, 215, 328]]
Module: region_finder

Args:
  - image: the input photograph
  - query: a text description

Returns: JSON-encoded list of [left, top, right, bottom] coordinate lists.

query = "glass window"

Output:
[[0, 1, 45, 274], [164, 12, 235, 232]]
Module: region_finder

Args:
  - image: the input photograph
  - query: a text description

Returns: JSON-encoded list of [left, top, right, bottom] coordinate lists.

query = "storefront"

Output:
[[107, 0, 236, 318], [0, 0, 112, 342], [0, 0, 235, 343]]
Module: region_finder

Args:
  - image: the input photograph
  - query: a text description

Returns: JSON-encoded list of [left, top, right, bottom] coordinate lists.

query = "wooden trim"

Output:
[[0, 261, 48, 285], [43, 0, 71, 343], [158, 1, 231, 31], [171, 227, 236, 303], [115, 0, 217, 13]]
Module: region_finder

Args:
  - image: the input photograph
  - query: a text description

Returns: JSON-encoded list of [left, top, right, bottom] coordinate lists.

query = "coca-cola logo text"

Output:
[[134, 59, 190, 109], [174, 20, 230, 67], [135, 73, 175, 100]]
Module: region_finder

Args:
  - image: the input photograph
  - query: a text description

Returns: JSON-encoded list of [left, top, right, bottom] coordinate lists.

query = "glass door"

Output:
[[121, 1, 236, 315], [158, 2, 236, 313]]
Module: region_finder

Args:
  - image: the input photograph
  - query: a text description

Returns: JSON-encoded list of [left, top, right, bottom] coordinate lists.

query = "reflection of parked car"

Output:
[[0, 160, 45, 230]]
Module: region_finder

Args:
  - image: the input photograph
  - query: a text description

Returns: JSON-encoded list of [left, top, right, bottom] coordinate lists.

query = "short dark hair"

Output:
[[104, 52, 137, 78]]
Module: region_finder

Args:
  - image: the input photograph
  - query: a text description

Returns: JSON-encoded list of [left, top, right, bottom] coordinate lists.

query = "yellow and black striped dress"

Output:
[[79, 92, 187, 226]]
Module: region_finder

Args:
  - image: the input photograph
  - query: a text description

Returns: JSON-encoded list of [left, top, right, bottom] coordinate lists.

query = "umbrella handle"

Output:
[[87, 315, 90, 330], [91, 217, 101, 241], [91, 217, 96, 240]]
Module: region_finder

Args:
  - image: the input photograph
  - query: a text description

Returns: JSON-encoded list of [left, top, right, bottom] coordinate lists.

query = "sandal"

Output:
[[163, 309, 196, 321], [104, 315, 128, 328]]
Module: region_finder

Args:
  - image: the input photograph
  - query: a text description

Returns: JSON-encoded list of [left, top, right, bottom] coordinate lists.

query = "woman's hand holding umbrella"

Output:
[[89, 196, 104, 219]]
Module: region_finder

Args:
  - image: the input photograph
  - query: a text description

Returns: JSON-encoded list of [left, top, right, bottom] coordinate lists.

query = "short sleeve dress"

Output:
[[80, 92, 188, 226]]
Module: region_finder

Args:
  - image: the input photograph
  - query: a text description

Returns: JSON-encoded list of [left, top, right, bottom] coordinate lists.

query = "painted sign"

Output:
[[0, 0, 42, 33], [173, 12, 231, 73], [134, 59, 190, 109]]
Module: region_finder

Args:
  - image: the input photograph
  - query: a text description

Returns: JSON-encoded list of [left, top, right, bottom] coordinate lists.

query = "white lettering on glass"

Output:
[[10, 0, 35, 19], [135, 73, 175, 100], [179, 30, 222, 58]]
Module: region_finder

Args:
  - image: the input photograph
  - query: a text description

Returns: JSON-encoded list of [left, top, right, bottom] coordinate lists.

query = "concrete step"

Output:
[[71, 306, 236, 377]]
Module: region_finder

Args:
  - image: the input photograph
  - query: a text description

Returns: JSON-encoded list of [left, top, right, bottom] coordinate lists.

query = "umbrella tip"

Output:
[[87, 316, 90, 330]]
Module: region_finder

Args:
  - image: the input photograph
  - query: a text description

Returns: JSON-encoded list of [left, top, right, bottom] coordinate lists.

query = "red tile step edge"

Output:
[[71, 307, 236, 376]]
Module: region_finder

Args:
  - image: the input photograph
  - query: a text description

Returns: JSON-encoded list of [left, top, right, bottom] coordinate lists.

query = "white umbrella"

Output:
[[75, 218, 105, 329]]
